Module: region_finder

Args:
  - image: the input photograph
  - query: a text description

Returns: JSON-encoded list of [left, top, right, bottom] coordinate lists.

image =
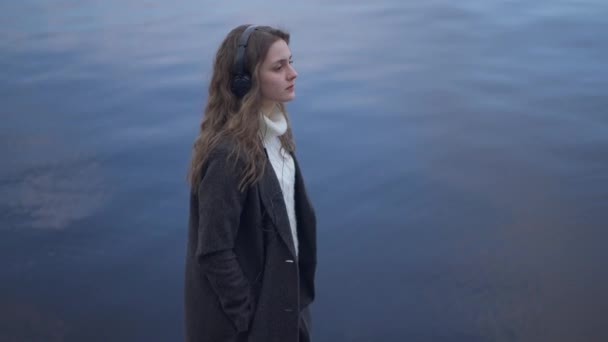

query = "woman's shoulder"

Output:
[[208, 138, 233, 157], [205, 137, 244, 169]]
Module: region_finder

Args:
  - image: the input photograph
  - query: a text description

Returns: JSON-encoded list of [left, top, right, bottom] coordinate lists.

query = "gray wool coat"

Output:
[[184, 141, 317, 342]]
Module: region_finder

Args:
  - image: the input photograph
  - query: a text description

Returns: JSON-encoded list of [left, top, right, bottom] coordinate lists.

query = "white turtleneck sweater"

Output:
[[259, 107, 298, 257]]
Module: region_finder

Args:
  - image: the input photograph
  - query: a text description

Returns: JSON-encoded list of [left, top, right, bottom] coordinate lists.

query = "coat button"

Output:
[[285, 259, 294, 263]]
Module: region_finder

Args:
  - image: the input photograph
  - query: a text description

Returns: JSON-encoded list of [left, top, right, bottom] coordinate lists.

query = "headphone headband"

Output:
[[233, 25, 258, 76]]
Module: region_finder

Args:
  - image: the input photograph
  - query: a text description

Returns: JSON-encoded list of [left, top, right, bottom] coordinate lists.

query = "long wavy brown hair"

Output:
[[187, 24, 296, 191]]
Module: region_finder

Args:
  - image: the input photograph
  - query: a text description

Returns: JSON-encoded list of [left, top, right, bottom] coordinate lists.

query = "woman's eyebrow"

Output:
[[272, 55, 293, 64]]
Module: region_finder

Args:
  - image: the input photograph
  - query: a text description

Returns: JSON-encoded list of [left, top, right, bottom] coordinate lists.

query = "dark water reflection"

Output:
[[1, 0, 607, 341]]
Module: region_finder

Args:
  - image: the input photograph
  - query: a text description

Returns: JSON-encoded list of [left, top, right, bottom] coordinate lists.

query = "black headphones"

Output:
[[230, 25, 258, 98]]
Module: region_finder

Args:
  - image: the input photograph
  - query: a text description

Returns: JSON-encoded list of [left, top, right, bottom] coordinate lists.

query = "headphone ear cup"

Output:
[[231, 74, 252, 98]]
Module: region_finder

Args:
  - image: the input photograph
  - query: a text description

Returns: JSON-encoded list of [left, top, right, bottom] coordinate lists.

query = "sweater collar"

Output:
[[259, 105, 287, 142]]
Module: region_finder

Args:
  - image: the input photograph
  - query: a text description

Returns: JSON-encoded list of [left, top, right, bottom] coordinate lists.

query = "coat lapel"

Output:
[[258, 149, 297, 258], [292, 154, 317, 267]]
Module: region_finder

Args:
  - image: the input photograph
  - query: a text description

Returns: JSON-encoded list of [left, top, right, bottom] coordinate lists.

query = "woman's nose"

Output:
[[288, 64, 298, 80]]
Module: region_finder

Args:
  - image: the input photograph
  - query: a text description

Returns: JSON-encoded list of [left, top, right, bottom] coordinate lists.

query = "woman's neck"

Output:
[[261, 101, 278, 117]]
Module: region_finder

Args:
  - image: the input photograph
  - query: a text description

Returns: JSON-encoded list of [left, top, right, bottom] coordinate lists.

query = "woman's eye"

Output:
[[275, 60, 293, 71]]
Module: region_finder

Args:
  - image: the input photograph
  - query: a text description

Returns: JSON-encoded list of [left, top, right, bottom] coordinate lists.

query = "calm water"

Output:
[[1, 1, 607, 341]]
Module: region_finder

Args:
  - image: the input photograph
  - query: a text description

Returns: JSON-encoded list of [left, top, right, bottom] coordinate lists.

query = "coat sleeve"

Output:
[[196, 151, 254, 333]]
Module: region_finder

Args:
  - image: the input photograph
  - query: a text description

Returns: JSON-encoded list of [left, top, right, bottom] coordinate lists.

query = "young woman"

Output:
[[185, 24, 317, 342]]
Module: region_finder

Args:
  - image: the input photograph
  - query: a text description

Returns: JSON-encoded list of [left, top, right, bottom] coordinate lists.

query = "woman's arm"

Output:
[[195, 150, 254, 333]]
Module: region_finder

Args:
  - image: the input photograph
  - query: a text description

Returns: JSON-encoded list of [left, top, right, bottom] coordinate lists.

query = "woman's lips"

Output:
[[286, 85, 295, 91]]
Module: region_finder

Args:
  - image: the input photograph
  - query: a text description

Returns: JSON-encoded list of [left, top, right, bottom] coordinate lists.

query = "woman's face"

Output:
[[258, 39, 298, 109]]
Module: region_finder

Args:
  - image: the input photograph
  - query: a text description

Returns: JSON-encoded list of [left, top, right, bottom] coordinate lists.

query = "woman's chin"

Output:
[[284, 93, 296, 102]]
